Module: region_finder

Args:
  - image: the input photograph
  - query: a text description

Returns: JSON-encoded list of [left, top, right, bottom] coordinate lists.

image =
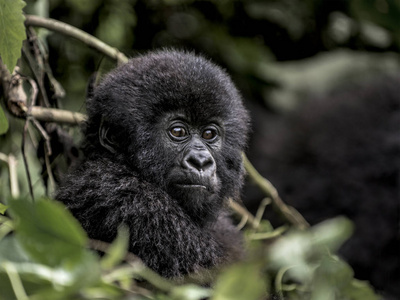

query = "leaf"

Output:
[[0, 0, 27, 73], [212, 262, 266, 300], [0, 236, 29, 264], [0, 202, 8, 214], [171, 284, 212, 300], [0, 219, 14, 242], [0, 106, 9, 135], [310, 255, 354, 300], [311, 216, 353, 253], [0, 252, 101, 299], [9, 198, 88, 267], [344, 279, 380, 300], [0, 225, 101, 298], [310, 255, 380, 300]]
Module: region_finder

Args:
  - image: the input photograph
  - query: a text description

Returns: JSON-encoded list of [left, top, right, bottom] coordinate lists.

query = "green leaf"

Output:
[[0, 236, 29, 264], [0, 0, 27, 73], [344, 279, 380, 300], [0, 252, 101, 299], [212, 262, 267, 300], [0, 106, 9, 135], [0, 202, 8, 214], [0, 222, 102, 298], [9, 198, 88, 267], [310, 255, 354, 300], [311, 216, 353, 253]]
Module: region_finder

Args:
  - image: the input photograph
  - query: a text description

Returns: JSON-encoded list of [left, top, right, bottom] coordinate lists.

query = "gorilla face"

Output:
[[162, 114, 222, 221]]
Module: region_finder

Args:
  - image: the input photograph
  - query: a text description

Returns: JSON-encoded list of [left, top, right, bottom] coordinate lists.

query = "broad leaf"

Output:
[[311, 216, 353, 252], [9, 198, 87, 267], [0, 0, 27, 73], [212, 262, 266, 300], [0, 252, 101, 299], [0, 236, 29, 264]]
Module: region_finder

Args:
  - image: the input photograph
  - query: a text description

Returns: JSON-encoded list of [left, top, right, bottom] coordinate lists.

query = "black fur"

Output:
[[56, 50, 250, 278]]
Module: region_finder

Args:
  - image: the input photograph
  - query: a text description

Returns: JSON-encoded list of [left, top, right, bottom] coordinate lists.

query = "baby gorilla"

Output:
[[56, 50, 250, 278]]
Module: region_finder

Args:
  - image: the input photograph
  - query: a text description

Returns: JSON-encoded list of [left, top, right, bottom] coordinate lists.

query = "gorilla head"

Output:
[[57, 50, 250, 277], [84, 50, 249, 222]]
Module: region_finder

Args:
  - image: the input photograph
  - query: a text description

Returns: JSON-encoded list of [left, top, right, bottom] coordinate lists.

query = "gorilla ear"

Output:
[[99, 118, 117, 153]]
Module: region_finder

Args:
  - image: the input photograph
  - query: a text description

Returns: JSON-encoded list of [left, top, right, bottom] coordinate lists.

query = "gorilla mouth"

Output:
[[167, 172, 218, 195], [176, 183, 207, 190]]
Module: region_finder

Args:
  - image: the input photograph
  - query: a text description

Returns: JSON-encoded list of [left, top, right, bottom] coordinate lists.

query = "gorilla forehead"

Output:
[[91, 50, 244, 124]]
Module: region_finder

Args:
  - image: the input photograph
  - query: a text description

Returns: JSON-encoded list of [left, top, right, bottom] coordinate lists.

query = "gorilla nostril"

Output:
[[186, 154, 214, 172]]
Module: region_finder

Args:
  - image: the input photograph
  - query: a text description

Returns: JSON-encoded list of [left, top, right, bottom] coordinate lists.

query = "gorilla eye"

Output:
[[202, 129, 218, 140], [170, 127, 187, 139]]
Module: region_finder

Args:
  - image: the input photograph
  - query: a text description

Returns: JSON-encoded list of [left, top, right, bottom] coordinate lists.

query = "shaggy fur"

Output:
[[56, 50, 250, 278]]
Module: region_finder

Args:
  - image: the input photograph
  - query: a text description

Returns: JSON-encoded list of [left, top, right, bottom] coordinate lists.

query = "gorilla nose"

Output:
[[183, 151, 215, 175]]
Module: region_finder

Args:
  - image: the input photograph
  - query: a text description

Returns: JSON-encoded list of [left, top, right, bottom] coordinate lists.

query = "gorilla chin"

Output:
[[167, 173, 221, 223]]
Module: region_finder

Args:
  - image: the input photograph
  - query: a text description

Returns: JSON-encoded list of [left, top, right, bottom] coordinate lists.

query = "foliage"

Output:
[[0, 197, 379, 300], [0, 0, 26, 73]]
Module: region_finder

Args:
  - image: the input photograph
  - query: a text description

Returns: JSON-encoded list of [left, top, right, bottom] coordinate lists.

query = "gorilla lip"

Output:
[[176, 183, 207, 190]]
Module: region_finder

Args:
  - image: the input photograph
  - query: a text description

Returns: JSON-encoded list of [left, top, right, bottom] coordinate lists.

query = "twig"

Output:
[[22, 119, 34, 201], [8, 155, 19, 199], [89, 238, 173, 292], [229, 199, 258, 229], [0, 153, 19, 198], [43, 144, 56, 195], [243, 154, 309, 229], [24, 106, 86, 124], [248, 225, 288, 240], [3, 263, 29, 300], [236, 214, 248, 230], [23, 29, 50, 107], [88, 239, 141, 264], [254, 197, 272, 229], [19, 76, 40, 202], [24, 15, 128, 65], [30, 118, 51, 155], [1, 61, 85, 125]]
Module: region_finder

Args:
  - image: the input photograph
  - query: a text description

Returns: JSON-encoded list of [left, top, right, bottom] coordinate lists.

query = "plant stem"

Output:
[[243, 154, 309, 229], [24, 15, 128, 65]]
